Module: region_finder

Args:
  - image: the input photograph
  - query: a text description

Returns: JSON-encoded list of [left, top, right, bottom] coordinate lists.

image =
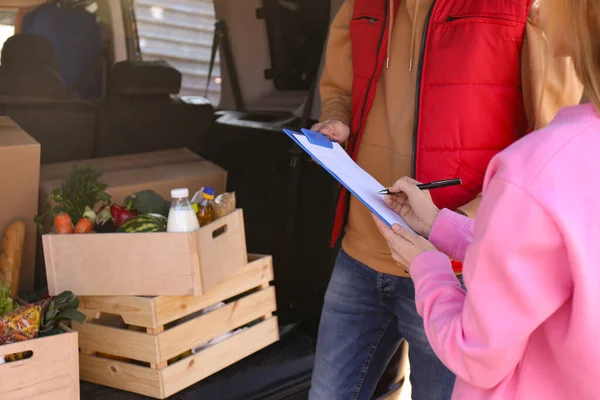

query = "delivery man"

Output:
[[309, 0, 583, 399]]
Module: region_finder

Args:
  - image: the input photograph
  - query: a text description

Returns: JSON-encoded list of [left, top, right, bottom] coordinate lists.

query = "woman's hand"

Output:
[[385, 177, 440, 237], [372, 215, 437, 273]]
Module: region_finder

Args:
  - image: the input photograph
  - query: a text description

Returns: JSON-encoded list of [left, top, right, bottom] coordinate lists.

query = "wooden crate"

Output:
[[74, 255, 279, 399], [0, 330, 80, 400], [43, 209, 247, 296]]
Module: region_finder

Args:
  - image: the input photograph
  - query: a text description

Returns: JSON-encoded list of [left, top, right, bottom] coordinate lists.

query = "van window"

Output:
[[0, 10, 16, 59], [134, 0, 221, 105]]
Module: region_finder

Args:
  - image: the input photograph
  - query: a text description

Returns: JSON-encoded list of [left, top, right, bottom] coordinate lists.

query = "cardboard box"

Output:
[[39, 148, 226, 208], [43, 209, 247, 296], [0, 118, 40, 292], [75, 255, 278, 399], [40, 148, 200, 182], [0, 330, 80, 400]]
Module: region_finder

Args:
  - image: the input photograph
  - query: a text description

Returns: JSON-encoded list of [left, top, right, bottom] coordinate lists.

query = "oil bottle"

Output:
[[196, 187, 216, 227]]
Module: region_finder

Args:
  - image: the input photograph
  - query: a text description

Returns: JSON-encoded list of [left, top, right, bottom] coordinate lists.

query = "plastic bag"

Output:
[[191, 188, 205, 204], [0, 303, 43, 345], [0, 303, 43, 362], [191, 189, 236, 219], [214, 192, 236, 218]]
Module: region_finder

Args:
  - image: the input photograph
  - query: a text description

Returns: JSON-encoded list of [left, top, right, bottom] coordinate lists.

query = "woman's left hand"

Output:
[[372, 214, 437, 273]]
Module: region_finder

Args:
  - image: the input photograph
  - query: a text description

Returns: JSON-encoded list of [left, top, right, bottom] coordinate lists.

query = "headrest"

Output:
[[1, 34, 60, 72], [109, 60, 182, 96], [0, 66, 66, 100]]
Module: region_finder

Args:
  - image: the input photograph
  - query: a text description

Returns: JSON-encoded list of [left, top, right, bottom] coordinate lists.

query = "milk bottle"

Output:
[[167, 188, 200, 233]]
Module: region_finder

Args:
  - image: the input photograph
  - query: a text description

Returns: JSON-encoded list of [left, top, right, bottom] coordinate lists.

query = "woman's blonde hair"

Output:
[[545, 0, 600, 110]]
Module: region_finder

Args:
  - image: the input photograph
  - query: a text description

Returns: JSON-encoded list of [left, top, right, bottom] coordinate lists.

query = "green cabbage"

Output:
[[124, 190, 170, 217]]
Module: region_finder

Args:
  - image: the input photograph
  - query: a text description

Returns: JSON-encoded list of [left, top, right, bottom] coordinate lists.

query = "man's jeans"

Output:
[[309, 249, 456, 400]]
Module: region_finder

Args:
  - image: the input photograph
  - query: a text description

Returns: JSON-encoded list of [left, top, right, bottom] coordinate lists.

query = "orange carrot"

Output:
[[54, 213, 73, 234], [74, 217, 94, 234]]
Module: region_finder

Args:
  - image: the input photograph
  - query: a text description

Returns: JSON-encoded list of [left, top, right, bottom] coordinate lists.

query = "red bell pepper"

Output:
[[97, 200, 139, 230], [110, 204, 139, 229]]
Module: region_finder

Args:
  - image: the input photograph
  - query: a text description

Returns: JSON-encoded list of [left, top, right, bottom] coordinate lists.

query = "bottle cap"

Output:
[[202, 187, 216, 200], [171, 188, 189, 198]]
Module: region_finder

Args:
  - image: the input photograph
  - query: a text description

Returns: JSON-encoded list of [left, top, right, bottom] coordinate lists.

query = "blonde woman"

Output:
[[373, 0, 600, 399]]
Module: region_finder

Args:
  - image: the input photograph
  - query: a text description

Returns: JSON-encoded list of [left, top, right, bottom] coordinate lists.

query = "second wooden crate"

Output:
[[0, 329, 79, 400], [73, 255, 279, 399]]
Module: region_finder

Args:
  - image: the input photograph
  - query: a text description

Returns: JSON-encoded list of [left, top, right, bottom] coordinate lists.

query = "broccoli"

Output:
[[124, 190, 170, 217]]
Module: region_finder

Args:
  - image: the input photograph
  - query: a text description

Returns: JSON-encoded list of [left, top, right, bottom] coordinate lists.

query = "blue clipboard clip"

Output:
[[300, 128, 334, 149]]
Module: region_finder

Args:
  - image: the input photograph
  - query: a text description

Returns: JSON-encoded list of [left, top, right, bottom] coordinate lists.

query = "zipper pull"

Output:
[[409, 59, 413, 72]]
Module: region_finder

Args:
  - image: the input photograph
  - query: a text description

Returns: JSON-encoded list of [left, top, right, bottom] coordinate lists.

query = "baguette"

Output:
[[0, 221, 25, 299]]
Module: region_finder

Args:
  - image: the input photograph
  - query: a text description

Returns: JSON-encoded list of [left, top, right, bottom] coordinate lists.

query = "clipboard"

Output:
[[282, 128, 414, 232]]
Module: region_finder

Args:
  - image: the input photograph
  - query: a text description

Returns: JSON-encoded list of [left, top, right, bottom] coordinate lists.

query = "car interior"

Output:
[[0, 0, 405, 398]]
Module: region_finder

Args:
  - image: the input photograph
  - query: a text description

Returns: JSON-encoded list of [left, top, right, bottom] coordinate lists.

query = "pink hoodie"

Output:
[[410, 103, 600, 400]]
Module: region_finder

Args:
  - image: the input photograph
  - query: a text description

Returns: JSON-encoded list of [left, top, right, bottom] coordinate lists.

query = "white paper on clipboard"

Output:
[[283, 129, 414, 232]]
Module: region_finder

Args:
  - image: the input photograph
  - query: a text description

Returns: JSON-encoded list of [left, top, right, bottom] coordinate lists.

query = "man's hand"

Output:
[[385, 177, 440, 237], [311, 119, 351, 144]]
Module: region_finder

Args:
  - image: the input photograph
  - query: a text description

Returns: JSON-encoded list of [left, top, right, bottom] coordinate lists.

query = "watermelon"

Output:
[[117, 214, 167, 233]]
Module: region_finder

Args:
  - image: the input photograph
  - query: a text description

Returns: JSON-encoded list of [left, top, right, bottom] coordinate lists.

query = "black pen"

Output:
[[378, 178, 462, 195]]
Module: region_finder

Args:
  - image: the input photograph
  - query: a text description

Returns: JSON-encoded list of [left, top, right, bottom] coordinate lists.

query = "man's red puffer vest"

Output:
[[331, 0, 532, 248]]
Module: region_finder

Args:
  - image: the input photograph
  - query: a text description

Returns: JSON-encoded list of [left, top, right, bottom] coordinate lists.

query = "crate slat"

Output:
[[79, 296, 158, 327], [79, 353, 162, 398], [75, 323, 159, 364]]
